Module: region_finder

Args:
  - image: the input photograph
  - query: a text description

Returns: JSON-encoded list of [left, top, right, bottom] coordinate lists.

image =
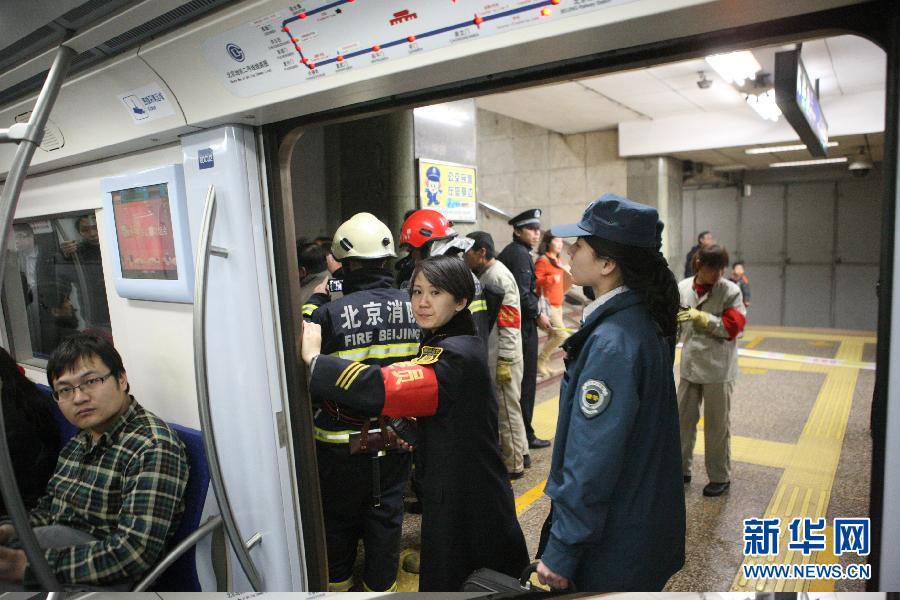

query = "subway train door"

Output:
[[180, 124, 313, 590]]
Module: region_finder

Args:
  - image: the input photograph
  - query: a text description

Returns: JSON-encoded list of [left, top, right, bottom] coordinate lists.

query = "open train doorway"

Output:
[[262, 9, 894, 591]]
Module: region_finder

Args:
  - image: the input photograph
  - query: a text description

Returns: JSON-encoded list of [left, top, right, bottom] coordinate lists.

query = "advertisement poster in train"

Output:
[[110, 184, 178, 280], [417, 159, 477, 222]]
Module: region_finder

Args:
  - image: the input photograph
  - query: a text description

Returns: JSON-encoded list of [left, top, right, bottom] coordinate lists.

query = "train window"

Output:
[[3, 211, 113, 366]]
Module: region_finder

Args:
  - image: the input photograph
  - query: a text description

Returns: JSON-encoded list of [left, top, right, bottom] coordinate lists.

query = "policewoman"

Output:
[[302, 255, 528, 591], [536, 193, 685, 591]]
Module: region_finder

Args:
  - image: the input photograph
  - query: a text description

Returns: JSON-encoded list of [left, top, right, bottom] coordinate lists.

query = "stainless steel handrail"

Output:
[[0, 44, 75, 592], [193, 185, 263, 591], [132, 514, 224, 591]]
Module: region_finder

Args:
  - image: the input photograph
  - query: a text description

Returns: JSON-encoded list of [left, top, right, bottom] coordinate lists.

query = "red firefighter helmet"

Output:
[[399, 209, 457, 250]]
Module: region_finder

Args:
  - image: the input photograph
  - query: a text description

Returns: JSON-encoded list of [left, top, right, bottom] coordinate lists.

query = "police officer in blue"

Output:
[[498, 209, 552, 450], [306, 212, 420, 592], [535, 194, 686, 591]]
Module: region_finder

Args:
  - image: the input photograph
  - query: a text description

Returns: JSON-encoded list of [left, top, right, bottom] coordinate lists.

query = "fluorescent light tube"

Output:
[[769, 157, 848, 168], [746, 142, 839, 154], [745, 89, 781, 122], [705, 51, 762, 85]]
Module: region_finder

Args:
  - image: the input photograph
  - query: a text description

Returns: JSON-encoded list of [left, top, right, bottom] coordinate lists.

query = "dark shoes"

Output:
[[683, 474, 691, 484], [703, 481, 730, 497], [528, 437, 551, 449], [509, 470, 525, 480], [523, 454, 532, 469]]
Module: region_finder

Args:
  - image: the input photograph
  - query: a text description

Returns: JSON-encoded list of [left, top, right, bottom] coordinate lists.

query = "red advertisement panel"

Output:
[[111, 184, 178, 280]]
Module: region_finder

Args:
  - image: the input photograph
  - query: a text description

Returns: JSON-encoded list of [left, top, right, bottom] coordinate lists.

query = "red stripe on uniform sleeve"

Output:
[[721, 307, 746, 340], [381, 362, 439, 417], [497, 305, 521, 328]]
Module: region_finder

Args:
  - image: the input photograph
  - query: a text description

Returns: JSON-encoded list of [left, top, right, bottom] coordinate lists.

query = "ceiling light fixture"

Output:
[[745, 89, 781, 122], [705, 51, 762, 85], [769, 157, 848, 168], [746, 141, 839, 154], [413, 105, 469, 127]]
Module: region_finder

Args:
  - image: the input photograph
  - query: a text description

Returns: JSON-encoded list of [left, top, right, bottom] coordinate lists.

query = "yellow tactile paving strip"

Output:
[[731, 338, 866, 592], [743, 328, 875, 345], [394, 328, 869, 592], [745, 335, 765, 349]]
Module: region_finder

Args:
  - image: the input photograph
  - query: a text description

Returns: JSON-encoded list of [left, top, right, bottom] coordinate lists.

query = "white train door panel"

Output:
[[181, 125, 305, 591]]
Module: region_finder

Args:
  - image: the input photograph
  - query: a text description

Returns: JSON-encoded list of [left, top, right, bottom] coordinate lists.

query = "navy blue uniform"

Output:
[[310, 311, 528, 591], [540, 289, 685, 590], [307, 268, 419, 591], [497, 237, 539, 441]]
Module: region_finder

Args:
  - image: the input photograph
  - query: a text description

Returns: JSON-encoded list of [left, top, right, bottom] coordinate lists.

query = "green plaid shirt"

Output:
[[18, 398, 188, 587]]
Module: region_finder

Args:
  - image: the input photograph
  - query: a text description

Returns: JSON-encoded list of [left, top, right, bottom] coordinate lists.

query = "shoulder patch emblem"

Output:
[[580, 379, 611, 419], [412, 346, 443, 365]]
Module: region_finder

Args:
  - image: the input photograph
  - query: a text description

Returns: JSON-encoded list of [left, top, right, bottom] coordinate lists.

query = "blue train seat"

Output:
[[35, 384, 211, 591]]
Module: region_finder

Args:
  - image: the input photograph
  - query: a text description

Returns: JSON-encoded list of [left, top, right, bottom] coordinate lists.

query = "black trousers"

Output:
[[317, 443, 411, 590], [521, 317, 538, 442]]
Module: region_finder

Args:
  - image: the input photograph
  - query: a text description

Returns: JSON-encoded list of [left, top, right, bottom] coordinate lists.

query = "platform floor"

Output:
[[383, 316, 875, 592]]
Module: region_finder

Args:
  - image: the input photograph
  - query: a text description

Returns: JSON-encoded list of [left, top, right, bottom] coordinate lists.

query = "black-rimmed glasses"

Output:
[[52, 372, 114, 402]]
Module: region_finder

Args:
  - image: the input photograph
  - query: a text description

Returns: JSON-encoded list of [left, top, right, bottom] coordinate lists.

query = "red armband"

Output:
[[381, 361, 439, 417], [497, 305, 521, 328], [721, 307, 746, 339]]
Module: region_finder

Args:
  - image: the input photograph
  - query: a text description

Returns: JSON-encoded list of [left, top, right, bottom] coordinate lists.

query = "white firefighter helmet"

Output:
[[331, 212, 397, 260]]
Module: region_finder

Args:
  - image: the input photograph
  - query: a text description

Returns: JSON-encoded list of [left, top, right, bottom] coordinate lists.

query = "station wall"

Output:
[[472, 108, 628, 248], [682, 165, 882, 331]]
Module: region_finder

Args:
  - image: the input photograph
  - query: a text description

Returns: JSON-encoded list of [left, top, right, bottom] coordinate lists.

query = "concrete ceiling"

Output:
[[475, 34, 885, 167]]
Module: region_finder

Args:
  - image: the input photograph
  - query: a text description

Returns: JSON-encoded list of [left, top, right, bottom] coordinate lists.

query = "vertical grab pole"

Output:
[[193, 185, 264, 591], [0, 44, 75, 591]]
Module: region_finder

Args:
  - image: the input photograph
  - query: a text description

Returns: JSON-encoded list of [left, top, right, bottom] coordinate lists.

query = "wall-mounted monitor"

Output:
[[775, 49, 829, 157], [101, 165, 194, 303]]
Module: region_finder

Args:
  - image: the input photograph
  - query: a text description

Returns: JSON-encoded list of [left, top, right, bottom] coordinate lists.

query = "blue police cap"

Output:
[[552, 193, 660, 248], [426, 166, 441, 181]]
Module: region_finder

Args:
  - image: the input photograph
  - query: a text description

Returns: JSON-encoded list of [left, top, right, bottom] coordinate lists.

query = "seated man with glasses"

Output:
[[0, 333, 188, 590]]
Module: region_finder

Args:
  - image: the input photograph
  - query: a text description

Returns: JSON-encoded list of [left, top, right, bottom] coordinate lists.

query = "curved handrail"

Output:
[[193, 185, 263, 591], [0, 44, 76, 591], [132, 514, 224, 591]]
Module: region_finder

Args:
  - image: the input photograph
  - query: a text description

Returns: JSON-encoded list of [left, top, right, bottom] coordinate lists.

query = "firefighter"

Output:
[[305, 212, 420, 592], [301, 255, 529, 591], [498, 209, 552, 450], [397, 209, 500, 346]]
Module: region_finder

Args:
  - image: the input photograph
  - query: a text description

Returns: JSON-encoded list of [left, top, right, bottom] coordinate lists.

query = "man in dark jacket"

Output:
[[498, 209, 551, 449], [683, 230, 714, 278]]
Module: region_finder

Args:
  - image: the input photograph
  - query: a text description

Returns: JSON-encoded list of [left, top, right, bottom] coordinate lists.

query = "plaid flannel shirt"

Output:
[[9, 398, 188, 587]]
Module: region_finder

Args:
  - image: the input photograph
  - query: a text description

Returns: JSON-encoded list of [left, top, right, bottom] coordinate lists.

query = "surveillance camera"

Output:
[[696, 71, 712, 89], [848, 158, 873, 178]]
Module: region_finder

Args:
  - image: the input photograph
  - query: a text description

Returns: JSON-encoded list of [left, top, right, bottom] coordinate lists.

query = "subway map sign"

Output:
[[418, 159, 477, 223], [204, 0, 641, 97]]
